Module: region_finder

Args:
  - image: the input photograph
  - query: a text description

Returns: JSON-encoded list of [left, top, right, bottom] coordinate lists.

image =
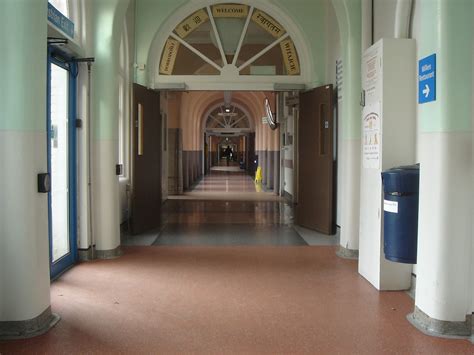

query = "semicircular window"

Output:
[[205, 104, 251, 134], [160, 4, 300, 76]]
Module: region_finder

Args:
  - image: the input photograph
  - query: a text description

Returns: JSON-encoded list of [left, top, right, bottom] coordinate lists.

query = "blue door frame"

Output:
[[47, 47, 78, 279]]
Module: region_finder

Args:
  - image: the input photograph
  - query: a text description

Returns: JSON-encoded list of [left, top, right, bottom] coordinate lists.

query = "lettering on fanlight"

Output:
[[160, 38, 180, 75], [174, 9, 209, 39], [280, 39, 300, 75], [212, 4, 248, 18], [251, 10, 285, 38]]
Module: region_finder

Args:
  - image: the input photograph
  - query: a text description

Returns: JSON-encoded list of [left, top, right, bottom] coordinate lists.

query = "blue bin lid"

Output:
[[381, 164, 420, 193]]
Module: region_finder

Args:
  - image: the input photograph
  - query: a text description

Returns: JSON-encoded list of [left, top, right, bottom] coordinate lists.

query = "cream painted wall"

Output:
[[175, 91, 270, 152]]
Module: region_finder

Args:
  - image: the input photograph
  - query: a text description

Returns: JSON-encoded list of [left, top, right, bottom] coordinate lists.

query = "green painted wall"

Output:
[[91, 0, 130, 140], [272, 0, 328, 86], [135, 0, 187, 85], [418, 0, 472, 133], [331, 0, 361, 140], [0, 0, 47, 132]]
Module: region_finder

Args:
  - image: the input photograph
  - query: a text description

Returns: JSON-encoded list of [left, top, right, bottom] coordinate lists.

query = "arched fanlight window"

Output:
[[159, 4, 300, 77], [205, 104, 251, 134]]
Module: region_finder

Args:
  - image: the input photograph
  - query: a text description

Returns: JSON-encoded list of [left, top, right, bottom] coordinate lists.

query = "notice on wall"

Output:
[[362, 102, 381, 169], [160, 38, 180, 75], [48, 3, 74, 38], [212, 4, 248, 18], [364, 45, 380, 103], [336, 58, 343, 103], [251, 10, 286, 38], [175, 9, 209, 38], [280, 39, 300, 75], [384, 200, 398, 214]]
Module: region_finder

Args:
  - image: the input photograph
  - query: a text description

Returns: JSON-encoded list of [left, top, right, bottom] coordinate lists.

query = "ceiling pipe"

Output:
[[394, 0, 413, 38]]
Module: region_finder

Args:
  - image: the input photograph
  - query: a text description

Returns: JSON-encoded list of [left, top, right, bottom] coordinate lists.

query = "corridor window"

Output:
[[159, 4, 300, 76], [118, 21, 130, 178]]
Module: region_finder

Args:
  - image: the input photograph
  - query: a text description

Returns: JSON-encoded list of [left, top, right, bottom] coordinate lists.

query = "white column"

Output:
[[332, 0, 362, 258], [412, 0, 473, 337], [0, 0, 58, 338], [90, 0, 130, 257]]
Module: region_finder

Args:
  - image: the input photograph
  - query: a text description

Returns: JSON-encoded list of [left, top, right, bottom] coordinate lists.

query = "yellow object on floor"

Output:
[[255, 166, 263, 183]]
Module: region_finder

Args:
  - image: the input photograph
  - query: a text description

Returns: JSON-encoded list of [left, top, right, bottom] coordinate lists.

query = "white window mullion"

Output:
[[231, 115, 247, 128], [232, 6, 254, 66], [237, 33, 289, 72], [170, 33, 222, 72], [210, 114, 225, 128], [207, 6, 227, 66]]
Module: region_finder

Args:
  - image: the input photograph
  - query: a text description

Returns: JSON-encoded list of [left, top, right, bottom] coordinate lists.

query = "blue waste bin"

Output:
[[381, 164, 420, 264]]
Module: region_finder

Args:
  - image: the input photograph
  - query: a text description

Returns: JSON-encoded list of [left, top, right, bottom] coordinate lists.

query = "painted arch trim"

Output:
[[147, 0, 312, 90]]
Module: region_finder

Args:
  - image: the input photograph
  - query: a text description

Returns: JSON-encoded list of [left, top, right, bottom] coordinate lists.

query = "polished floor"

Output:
[[1, 247, 472, 354], [1, 171, 472, 353], [153, 200, 307, 246], [124, 171, 338, 247], [174, 170, 282, 201]]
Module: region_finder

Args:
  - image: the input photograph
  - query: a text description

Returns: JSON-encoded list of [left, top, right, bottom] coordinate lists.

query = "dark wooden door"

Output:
[[247, 132, 256, 175], [131, 84, 161, 235], [296, 85, 335, 234]]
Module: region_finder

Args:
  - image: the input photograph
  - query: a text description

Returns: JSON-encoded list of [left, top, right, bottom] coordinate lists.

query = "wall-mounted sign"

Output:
[[212, 4, 248, 18], [418, 53, 436, 104], [364, 47, 380, 104], [160, 38, 180, 75], [280, 39, 300, 75], [251, 10, 285, 38], [336, 58, 343, 102], [362, 102, 381, 169], [175, 9, 209, 39], [48, 3, 74, 39], [285, 95, 299, 107], [264, 97, 278, 130]]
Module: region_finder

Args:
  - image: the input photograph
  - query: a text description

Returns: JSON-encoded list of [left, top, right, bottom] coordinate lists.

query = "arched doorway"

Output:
[[203, 100, 253, 173], [146, 0, 310, 90]]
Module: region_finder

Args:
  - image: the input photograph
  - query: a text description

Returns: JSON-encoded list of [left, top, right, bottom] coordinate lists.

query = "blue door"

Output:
[[47, 48, 78, 279]]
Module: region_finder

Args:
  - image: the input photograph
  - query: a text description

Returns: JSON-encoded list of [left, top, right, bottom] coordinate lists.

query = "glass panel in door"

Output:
[[50, 64, 70, 262]]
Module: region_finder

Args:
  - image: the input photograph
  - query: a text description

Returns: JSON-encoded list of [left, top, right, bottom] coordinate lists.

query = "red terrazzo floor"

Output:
[[1, 246, 472, 354]]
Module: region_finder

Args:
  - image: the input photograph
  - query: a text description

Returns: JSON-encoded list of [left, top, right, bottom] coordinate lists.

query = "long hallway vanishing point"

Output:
[[1, 0, 473, 353]]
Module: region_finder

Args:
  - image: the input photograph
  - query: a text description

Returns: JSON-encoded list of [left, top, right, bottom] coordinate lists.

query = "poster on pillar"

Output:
[[364, 45, 380, 104], [362, 102, 381, 169]]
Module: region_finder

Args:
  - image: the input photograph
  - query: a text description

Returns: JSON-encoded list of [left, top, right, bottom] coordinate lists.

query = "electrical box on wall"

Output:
[[358, 38, 416, 291]]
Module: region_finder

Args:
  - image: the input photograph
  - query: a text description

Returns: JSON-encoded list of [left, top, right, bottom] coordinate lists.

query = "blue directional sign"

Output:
[[418, 54, 436, 104], [48, 3, 74, 39]]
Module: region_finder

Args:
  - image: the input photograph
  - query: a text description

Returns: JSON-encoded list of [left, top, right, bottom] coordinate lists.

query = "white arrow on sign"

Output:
[[422, 84, 430, 98]]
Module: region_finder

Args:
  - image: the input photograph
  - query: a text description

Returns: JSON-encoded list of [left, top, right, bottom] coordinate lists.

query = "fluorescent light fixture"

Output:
[[153, 83, 186, 91], [273, 83, 306, 91]]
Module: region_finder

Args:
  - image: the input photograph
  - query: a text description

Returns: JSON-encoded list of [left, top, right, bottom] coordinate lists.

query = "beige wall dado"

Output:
[[166, 91, 278, 151]]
